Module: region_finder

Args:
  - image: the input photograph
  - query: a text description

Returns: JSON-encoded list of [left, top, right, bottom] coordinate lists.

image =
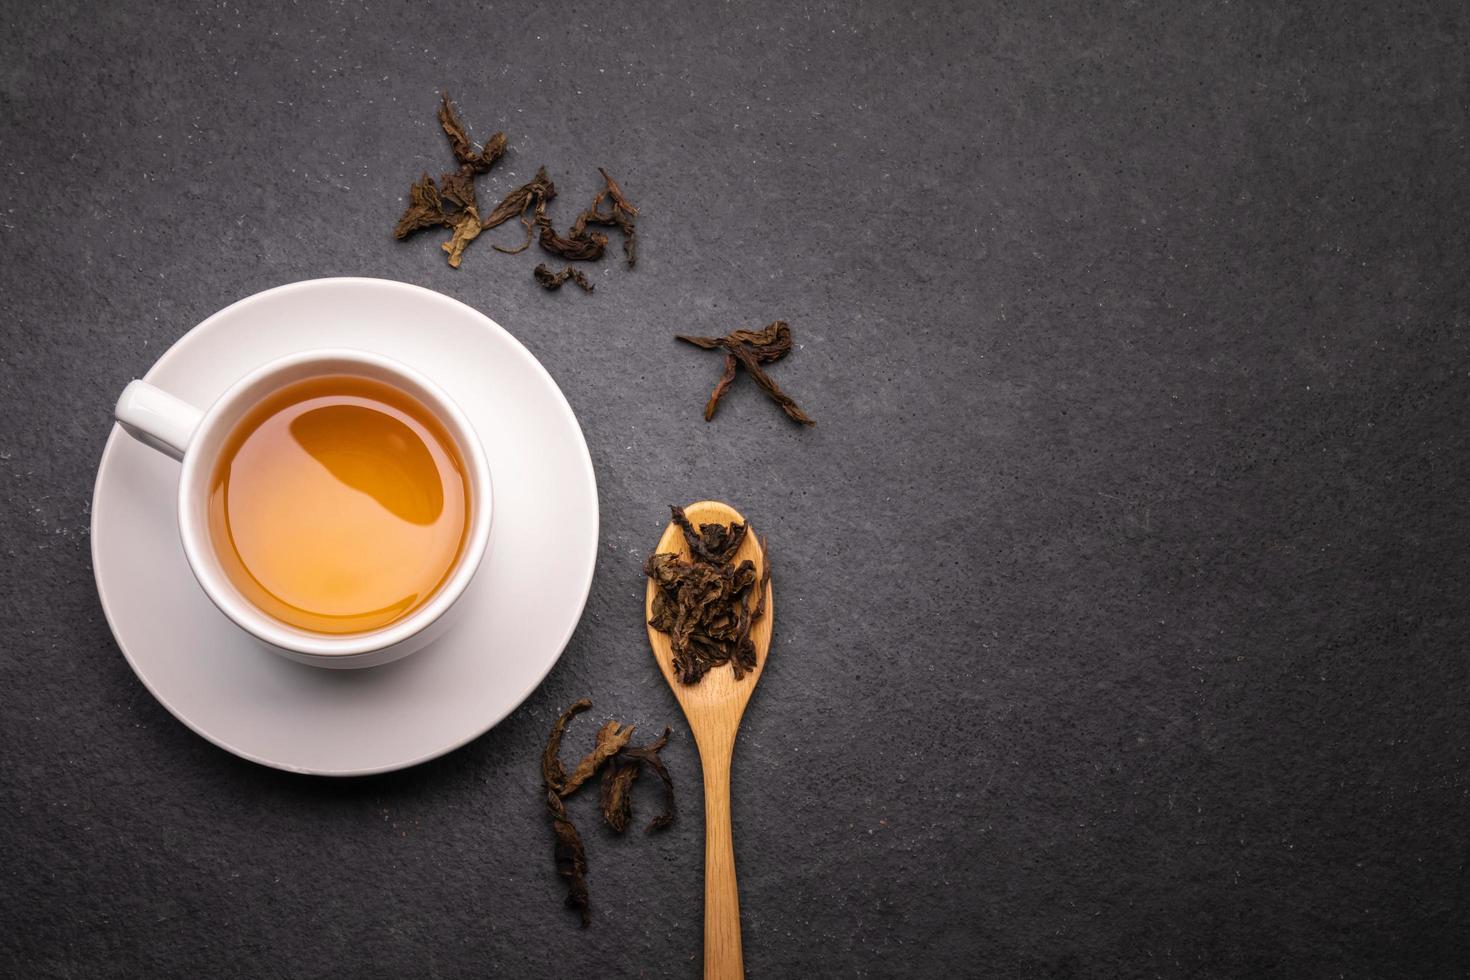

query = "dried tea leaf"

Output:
[[531, 170, 621, 261], [483, 166, 557, 254], [542, 700, 594, 925], [437, 92, 474, 159], [572, 208, 635, 267], [730, 342, 815, 425], [534, 263, 594, 293], [438, 164, 479, 213], [541, 698, 591, 795], [702, 353, 738, 421], [569, 168, 639, 268], [751, 539, 771, 623], [675, 320, 814, 426], [620, 727, 675, 832], [599, 756, 640, 833], [393, 172, 449, 240], [482, 167, 555, 227], [674, 333, 721, 351], [441, 208, 483, 268], [537, 217, 608, 262], [546, 789, 591, 925], [478, 131, 508, 170], [645, 509, 771, 685], [731, 537, 771, 678], [601, 726, 675, 833], [438, 91, 506, 173], [562, 719, 635, 795], [670, 505, 748, 565], [597, 168, 638, 218], [727, 320, 786, 348]]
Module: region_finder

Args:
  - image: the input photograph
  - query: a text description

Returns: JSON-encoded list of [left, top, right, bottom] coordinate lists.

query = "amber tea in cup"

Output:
[[206, 375, 472, 635]]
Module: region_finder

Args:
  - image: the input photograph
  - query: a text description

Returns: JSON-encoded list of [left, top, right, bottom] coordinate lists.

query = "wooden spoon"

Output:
[[646, 500, 773, 980]]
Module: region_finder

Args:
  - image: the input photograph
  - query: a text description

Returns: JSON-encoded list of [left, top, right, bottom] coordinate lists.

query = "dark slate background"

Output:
[[2, 1, 1466, 977]]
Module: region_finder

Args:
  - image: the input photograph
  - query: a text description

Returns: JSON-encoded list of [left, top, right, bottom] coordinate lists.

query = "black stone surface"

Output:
[[2, 2, 1467, 977]]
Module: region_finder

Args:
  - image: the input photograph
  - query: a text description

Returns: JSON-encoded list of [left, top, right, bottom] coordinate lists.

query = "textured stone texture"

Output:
[[2, 1, 1467, 977]]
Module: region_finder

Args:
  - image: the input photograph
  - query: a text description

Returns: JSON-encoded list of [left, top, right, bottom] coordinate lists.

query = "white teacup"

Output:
[[114, 348, 493, 669]]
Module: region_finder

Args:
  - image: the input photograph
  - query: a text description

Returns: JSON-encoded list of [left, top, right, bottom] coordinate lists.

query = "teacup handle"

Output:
[[115, 380, 204, 461]]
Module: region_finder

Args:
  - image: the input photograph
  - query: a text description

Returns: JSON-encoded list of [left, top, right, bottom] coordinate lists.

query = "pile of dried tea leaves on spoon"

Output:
[[392, 92, 637, 293], [541, 699, 676, 926], [645, 505, 772, 685]]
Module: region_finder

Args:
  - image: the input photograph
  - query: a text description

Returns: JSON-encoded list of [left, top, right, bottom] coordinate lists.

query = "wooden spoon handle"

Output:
[[701, 739, 744, 980]]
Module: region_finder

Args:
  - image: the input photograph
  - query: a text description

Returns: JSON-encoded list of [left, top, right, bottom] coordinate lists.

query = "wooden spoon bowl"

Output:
[[646, 500, 773, 980]]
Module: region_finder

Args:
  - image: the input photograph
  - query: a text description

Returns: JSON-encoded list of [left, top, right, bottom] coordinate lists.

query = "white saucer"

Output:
[[90, 278, 598, 775]]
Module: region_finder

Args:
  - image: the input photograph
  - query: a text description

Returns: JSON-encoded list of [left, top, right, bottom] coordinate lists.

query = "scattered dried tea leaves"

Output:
[[534, 263, 594, 292], [676, 320, 815, 425], [541, 700, 677, 925], [393, 96, 642, 289], [393, 93, 502, 261], [646, 506, 772, 685]]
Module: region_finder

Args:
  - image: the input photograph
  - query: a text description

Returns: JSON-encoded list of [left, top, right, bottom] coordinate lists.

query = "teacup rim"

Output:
[[176, 347, 494, 659]]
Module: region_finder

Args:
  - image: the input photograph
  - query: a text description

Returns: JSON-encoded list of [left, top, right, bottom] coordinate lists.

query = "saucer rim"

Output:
[[90, 276, 598, 776]]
